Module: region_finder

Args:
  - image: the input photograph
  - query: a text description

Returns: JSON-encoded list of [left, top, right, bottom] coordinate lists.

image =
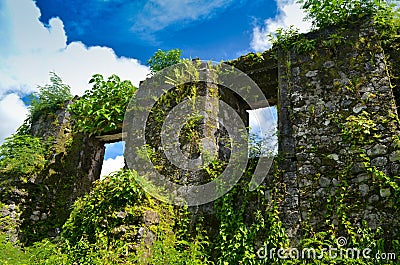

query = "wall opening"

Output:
[[100, 141, 125, 178], [247, 106, 278, 157]]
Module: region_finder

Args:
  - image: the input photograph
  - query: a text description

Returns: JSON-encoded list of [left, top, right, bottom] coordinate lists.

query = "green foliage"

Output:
[[332, 108, 399, 263], [212, 160, 289, 264], [0, 233, 69, 265], [29, 72, 73, 121], [341, 111, 379, 145], [61, 170, 144, 249], [322, 33, 345, 51], [291, 227, 398, 264], [61, 169, 209, 264], [297, 0, 398, 29], [269, 1, 399, 53], [227, 52, 266, 73], [0, 134, 48, 181], [268, 26, 317, 53], [358, 143, 400, 207], [147, 48, 183, 73], [26, 239, 69, 265], [0, 233, 29, 264], [269, 26, 301, 50], [242, 53, 264, 65], [133, 230, 211, 265], [68, 74, 137, 135]]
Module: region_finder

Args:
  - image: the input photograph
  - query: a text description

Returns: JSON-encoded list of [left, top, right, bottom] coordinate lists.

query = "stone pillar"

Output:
[[277, 49, 302, 242]]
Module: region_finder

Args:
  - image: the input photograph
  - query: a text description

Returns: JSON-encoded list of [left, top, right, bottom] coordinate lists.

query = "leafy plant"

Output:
[[68, 74, 137, 135], [147, 48, 183, 73], [0, 134, 48, 181], [268, 26, 301, 50], [133, 229, 211, 265], [212, 159, 288, 265], [297, 0, 398, 29], [26, 239, 69, 265], [341, 111, 379, 145], [29, 72, 73, 121], [60, 169, 210, 264], [61, 170, 144, 247], [268, 25, 317, 54], [0, 232, 69, 265]]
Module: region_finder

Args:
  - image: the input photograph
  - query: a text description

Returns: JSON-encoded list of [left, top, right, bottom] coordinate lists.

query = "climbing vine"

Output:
[[210, 157, 289, 264], [341, 111, 380, 145]]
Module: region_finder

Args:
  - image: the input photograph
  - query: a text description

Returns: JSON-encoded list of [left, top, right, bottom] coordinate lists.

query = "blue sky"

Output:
[[35, 0, 277, 62], [0, 0, 312, 176]]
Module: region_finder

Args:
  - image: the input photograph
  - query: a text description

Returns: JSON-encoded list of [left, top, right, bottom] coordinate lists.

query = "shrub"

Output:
[[147, 48, 183, 73], [68, 74, 137, 135], [0, 134, 48, 181], [61, 169, 210, 264], [297, 0, 397, 29], [29, 72, 73, 121]]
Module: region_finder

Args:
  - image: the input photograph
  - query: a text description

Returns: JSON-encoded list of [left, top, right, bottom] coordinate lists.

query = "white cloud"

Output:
[[251, 0, 312, 51], [100, 155, 125, 178], [0, 0, 149, 97], [0, 0, 150, 142], [132, 0, 234, 38], [0, 94, 29, 143]]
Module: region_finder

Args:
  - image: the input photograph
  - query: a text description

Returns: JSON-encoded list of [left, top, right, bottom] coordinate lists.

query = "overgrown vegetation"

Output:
[[28, 72, 73, 122], [1, 1, 400, 264], [0, 170, 211, 265], [147, 48, 183, 73], [0, 134, 48, 182], [298, 0, 399, 29], [68, 74, 137, 135], [268, 0, 400, 54], [212, 160, 288, 265]]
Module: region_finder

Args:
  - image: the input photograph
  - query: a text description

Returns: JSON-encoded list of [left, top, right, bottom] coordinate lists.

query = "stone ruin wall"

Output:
[[0, 101, 105, 244], [0, 19, 399, 245], [276, 21, 400, 241]]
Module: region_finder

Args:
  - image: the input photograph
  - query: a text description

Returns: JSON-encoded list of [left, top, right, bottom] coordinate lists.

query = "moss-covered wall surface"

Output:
[[276, 20, 400, 243], [0, 101, 105, 244]]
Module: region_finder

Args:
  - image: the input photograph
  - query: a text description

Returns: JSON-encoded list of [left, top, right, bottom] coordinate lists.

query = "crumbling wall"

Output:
[[0, 101, 105, 244], [277, 21, 400, 242], [1, 20, 400, 248]]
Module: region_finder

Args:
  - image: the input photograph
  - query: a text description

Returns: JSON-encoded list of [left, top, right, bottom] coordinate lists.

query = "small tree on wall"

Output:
[[297, 0, 398, 29], [147, 48, 183, 73], [68, 74, 137, 136], [29, 72, 73, 121]]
